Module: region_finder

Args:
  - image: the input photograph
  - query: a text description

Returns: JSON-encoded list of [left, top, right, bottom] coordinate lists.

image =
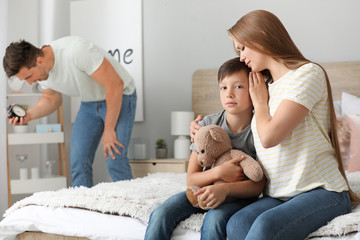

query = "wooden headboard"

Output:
[[192, 61, 360, 117]]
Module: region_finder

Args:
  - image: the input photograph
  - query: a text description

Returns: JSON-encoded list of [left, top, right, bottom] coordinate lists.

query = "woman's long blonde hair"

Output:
[[229, 9, 359, 203]]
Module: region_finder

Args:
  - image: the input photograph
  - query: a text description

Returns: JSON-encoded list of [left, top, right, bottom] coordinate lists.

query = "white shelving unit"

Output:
[[6, 93, 67, 206], [8, 132, 64, 145], [10, 177, 67, 195], [7, 131, 67, 196]]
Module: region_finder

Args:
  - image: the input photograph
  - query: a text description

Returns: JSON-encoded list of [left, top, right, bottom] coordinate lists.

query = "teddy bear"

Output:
[[186, 125, 263, 210]]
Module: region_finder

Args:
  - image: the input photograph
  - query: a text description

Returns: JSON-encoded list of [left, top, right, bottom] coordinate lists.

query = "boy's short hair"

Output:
[[218, 57, 250, 83]]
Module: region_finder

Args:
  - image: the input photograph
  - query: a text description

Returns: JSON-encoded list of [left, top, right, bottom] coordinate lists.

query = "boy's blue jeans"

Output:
[[145, 191, 256, 240], [71, 91, 137, 187], [227, 188, 351, 240]]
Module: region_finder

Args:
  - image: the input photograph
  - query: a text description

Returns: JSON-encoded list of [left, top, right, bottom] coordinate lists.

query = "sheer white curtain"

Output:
[[38, 0, 70, 178], [0, 0, 9, 216]]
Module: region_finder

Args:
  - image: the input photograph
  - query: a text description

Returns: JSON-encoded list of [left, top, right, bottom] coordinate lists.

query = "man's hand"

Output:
[[7, 105, 31, 125], [102, 129, 124, 160]]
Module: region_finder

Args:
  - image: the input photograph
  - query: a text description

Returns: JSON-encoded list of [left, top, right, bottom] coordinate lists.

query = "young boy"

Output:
[[144, 58, 266, 240]]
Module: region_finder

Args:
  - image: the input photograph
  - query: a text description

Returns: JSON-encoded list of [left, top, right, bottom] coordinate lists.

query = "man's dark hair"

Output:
[[3, 40, 43, 78], [217, 57, 250, 83]]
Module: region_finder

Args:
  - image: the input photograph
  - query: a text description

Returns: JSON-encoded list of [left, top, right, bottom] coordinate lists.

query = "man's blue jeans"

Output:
[[145, 191, 256, 240], [226, 188, 351, 240], [71, 91, 137, 187]]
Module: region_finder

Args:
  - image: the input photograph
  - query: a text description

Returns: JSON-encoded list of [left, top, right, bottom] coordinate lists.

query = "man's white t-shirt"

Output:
[[39, 36, 135, 101]]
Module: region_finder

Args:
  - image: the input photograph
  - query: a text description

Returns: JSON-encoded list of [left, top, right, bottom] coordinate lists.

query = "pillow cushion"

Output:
[[342, 92, 360, 115], [333, 100, 342, 116], [336, 115, 350, 169], [346, 115, 360, 172]]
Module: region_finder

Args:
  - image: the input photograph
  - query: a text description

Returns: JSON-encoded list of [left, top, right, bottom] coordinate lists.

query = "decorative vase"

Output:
[[156, 148, 168, 159]]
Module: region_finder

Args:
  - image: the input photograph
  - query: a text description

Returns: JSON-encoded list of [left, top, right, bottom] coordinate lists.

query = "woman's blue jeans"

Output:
[[226, 188, 351, 240], [145, 191, 256, 240], [71, 91, 137, 187]]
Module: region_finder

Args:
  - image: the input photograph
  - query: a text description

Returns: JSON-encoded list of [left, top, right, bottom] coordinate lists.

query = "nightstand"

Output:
[[129, 158, 189, 178]]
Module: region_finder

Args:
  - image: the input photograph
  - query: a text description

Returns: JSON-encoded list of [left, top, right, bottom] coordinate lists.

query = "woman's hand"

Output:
[[195, 184, 228, 209], [248, 72, 269, 109], [215, 157, 245, 182], [190, 115, 203, 142]]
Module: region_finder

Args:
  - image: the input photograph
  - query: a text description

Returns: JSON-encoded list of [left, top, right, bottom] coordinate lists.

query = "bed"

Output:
[[1, 61, 360, 240]]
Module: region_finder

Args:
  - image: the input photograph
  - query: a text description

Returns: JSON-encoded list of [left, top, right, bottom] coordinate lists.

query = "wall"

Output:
[[0, 0, 9, 217], [91, 0, 360, 184], [2, 0, 360, 213]]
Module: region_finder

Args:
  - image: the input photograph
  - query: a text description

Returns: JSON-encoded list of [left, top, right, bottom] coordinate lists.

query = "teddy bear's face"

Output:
[[195, 125, 232, 167], [196, 140, 215, 167]]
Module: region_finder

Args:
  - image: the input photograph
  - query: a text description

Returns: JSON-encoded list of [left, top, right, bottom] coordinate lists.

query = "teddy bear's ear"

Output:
[[209, 129, 226, 143]]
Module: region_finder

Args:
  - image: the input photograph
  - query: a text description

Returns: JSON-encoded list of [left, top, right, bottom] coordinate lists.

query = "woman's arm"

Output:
[[249, 72, 308, 148], [189, 115, 203, 142]]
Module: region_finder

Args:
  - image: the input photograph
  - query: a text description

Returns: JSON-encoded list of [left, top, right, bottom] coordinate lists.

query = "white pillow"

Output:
[[333, 100, 342, 116], [341, 92, 360, 115]]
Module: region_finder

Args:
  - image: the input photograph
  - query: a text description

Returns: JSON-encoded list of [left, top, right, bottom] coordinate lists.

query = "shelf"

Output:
[[10, 176, 67, 194], [6, 93, 42, 98], [8, 132, 64, 145]]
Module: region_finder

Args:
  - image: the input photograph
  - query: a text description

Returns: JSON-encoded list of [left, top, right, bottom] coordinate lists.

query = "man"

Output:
[[3, 36, 137, 187]]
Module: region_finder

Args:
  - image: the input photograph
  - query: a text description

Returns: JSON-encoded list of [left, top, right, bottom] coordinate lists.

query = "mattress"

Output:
[[1, 205, 360, 240], [1, 172, 359, 240]]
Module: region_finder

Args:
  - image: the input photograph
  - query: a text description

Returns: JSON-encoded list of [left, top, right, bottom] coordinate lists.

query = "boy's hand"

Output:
[[190, 115, 203, 142], [216, 157, 245, 182], [195, 184, 229, 209]]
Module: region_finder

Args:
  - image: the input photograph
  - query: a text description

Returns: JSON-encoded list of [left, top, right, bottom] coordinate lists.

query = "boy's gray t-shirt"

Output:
[[190, 110, 256, 160]]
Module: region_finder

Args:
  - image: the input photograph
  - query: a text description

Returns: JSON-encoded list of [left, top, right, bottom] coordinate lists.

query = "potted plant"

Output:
[[156, 139, 168, 159]]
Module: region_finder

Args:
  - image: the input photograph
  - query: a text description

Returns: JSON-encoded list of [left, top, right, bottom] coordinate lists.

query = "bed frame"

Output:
[[18, 60, 360, 240], [192, 61, 360, 117], [18, 232, 88, 240]]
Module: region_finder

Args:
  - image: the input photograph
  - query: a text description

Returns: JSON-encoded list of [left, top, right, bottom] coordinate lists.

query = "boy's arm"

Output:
[[186, 151, 215, 187], [186, 152, 246, 187], [196, 176, 267, 209]]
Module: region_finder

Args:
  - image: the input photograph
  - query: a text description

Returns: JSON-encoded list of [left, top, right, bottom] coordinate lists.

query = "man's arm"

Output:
[[9, 88, 62, 125], [91, 58, 125, 159]]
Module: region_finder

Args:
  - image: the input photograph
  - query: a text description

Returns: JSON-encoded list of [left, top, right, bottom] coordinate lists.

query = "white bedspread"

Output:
[[3, 173, 204, 232], [1, 172, 360, 239]]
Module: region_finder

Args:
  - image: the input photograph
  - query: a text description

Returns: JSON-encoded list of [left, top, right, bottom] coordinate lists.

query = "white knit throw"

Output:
[[4, 172, 360, 237]]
